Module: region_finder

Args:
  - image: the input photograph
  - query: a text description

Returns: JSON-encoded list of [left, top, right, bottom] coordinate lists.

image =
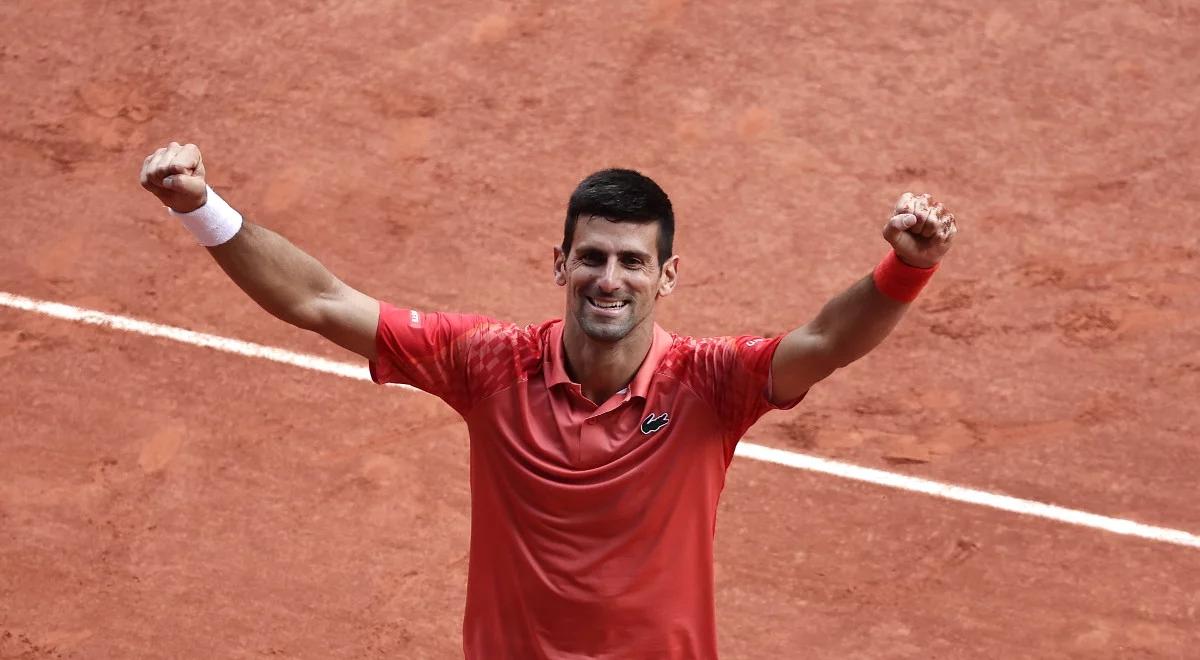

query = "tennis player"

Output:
[[140, 141, 957, 659]]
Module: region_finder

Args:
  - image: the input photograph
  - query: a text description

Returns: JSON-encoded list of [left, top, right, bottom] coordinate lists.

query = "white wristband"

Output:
[[167, 186, 244, 247]]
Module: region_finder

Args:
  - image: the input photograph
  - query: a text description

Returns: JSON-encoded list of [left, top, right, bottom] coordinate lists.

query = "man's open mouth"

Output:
[[587, 297, 628, 311]]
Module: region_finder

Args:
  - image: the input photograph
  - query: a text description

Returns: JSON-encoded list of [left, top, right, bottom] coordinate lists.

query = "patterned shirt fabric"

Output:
[[369, 302, 803, 659]]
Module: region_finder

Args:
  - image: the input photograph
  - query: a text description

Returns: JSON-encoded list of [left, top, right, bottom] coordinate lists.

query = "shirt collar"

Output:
[[545, 320, 672, 399]]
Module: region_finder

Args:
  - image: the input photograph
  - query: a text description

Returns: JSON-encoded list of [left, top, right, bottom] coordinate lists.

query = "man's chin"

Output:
[[577, 316, 633, 343]]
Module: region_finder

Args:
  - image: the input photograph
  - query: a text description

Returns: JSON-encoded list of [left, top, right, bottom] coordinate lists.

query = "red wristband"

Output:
[[872, 250, 938, 303]]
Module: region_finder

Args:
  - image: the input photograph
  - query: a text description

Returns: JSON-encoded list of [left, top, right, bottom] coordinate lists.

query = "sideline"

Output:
[[3, 290, 1198, 550]]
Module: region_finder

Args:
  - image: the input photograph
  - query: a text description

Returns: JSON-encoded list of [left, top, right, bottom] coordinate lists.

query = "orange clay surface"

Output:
[[2, 1, 1199, 657]]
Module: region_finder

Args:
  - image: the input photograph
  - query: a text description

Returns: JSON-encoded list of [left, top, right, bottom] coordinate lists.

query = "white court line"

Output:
[[3, 290, 1199, 550]]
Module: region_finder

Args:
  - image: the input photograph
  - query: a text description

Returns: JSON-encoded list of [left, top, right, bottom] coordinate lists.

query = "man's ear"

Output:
[[553, 246, 567, 286], [657, 255, 680, 298]]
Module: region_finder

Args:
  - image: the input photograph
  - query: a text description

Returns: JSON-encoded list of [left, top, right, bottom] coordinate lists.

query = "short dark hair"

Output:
[[562, 168, 674, 267]]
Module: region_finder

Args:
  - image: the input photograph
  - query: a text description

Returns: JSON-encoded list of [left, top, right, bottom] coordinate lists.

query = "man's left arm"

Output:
[[769, 192, 958, 404]]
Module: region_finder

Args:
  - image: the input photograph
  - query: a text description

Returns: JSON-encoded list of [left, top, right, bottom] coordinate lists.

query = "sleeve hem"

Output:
[[368, 359, 389, 385]]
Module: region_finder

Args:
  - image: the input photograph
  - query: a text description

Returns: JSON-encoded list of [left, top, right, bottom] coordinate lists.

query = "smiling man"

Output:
[[140, 143, 957, 659]]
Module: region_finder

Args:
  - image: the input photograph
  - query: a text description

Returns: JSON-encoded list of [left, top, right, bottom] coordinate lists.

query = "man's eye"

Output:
[[622, 258, 643, 267], [580, 255, 603, 266]]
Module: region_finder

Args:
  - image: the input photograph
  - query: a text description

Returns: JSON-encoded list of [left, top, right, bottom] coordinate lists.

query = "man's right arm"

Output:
[[206, 222, 380, 360], [140, 142, 380, 361]]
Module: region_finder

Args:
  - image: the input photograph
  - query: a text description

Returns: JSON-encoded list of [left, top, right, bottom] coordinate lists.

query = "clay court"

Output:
[[3, 1, 1200, 657]]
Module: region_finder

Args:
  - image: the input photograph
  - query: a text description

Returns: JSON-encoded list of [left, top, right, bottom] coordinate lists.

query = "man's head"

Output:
[[554, 169, 679, 343]]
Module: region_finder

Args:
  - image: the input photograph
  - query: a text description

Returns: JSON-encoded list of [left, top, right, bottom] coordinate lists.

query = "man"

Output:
[[139, 141, 957, 659]]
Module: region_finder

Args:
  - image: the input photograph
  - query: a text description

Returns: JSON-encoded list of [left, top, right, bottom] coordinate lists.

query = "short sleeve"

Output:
[[686, 334, 806, 446], [369, 302, 496, 413]]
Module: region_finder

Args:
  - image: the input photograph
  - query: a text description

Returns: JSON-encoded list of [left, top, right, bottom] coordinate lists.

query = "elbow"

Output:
[[831, 351, 859, 371], [277, 299, 326, 333], [820, 337, 868, 372], [814, 357, 845, 383]]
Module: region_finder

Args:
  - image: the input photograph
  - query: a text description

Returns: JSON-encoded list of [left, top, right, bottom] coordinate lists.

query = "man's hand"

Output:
[[139, 142, 208, 213], [883, 192, 958, 268]]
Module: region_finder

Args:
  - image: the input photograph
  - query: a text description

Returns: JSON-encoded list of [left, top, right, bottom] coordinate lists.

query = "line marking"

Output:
[[3, 290, 1198, 550]]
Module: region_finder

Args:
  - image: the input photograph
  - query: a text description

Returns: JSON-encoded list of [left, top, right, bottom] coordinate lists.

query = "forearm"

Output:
[[141, 145, 377, 348], [770, 194, 955, 401], [206, 221, 343, 330], [806, 274, 909, 368]]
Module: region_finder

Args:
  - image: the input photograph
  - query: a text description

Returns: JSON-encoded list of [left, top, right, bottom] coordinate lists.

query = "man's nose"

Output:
[[596, 259, 620, 293]]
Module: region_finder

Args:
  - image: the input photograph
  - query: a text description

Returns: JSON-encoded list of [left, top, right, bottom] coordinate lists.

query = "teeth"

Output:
[[590, 298, 625, 309]]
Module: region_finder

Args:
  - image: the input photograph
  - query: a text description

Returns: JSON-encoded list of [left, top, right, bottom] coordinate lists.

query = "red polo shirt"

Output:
[[369, 302, 802, 659]]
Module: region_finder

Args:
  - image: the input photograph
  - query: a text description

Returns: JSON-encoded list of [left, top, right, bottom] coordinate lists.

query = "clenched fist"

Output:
[[139, 142, 208, 213], [883, 192, 958, 269]]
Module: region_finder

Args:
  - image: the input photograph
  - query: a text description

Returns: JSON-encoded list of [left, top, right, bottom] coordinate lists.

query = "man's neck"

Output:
[[561, 318, 655, 405]]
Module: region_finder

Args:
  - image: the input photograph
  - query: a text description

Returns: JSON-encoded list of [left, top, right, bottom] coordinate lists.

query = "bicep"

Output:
[[769, 325, 840, 405], [308, 282, 381, 361]]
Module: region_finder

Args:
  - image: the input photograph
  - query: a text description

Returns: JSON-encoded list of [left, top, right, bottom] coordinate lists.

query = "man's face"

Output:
[[554, 215, 678, 343]]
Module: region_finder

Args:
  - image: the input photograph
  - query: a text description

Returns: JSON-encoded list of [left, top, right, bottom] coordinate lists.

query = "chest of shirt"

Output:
[[465, 373, 723, 472]]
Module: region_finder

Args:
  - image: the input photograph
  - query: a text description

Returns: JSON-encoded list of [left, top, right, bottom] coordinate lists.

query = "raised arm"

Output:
[[769, 193, 958, 403], [139, 142, 379, 361]]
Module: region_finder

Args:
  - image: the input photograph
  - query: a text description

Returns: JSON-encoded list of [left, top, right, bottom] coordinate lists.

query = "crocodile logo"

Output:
[[640, 412, 670, 435]]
